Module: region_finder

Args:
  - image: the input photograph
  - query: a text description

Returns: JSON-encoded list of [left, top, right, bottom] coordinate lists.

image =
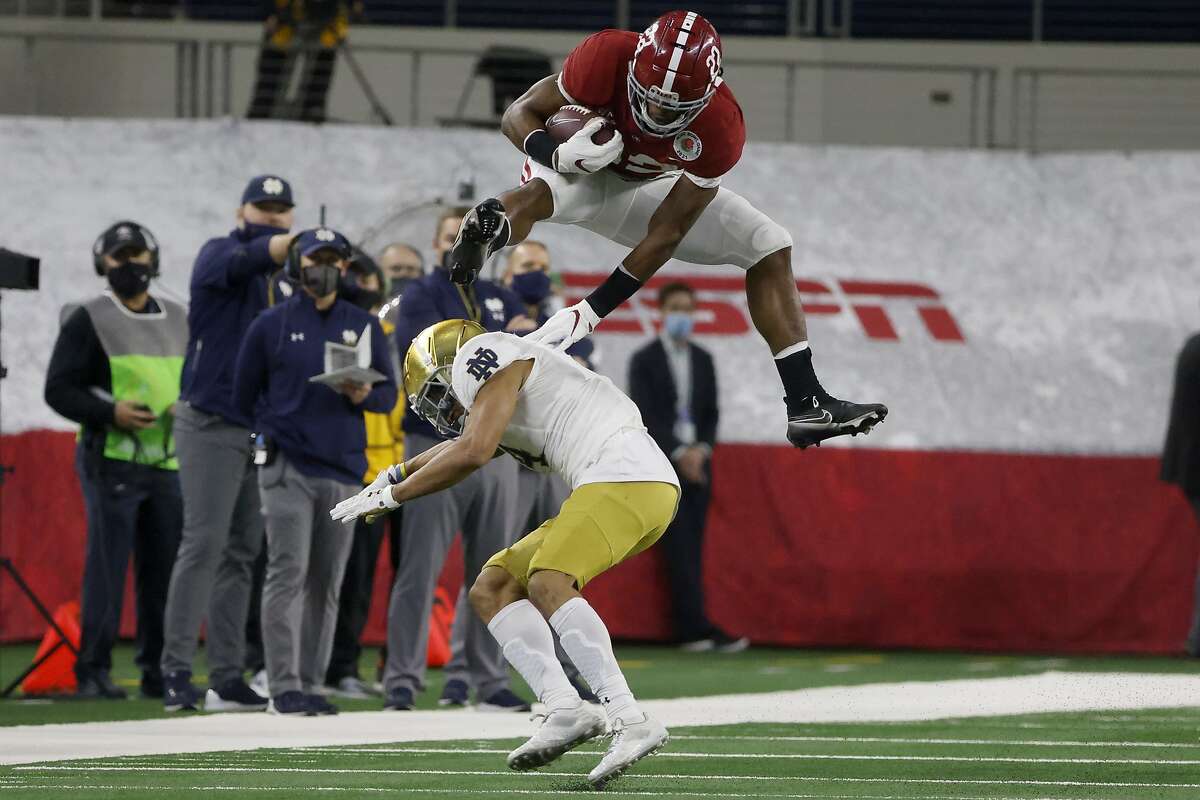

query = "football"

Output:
[[545, 104, 617, 146]]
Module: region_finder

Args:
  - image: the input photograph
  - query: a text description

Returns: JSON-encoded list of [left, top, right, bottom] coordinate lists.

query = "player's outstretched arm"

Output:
[[623, 176, 718, 281], [500, 75, 570, 152], [527, 178, 717, 351]]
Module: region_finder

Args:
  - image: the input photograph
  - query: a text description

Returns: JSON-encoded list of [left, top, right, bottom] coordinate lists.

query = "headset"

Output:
[[92, 220, 160, 277]]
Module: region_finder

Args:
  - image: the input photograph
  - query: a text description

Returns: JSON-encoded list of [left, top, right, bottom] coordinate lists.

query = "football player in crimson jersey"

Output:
[[448, 9, 887, 449]]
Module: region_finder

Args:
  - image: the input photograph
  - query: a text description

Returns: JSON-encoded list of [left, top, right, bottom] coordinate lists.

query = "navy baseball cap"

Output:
[[294, 227, 352, 259], [95, 220, 158, 258], [241, 175, 294, 207]]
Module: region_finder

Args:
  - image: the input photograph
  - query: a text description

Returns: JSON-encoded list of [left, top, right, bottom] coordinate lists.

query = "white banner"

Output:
[[2, 118, 1196, 453]]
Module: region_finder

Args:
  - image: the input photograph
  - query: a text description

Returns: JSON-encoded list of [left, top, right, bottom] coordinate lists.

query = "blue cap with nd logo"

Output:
[[241, 175, 294, 207]]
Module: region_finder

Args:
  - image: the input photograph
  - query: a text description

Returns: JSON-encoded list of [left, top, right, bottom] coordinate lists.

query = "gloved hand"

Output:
[[524, 300, 601, 351], [330, 484, 402, 524], [364, 464, 404, 492], [554, 118, 624, 174]]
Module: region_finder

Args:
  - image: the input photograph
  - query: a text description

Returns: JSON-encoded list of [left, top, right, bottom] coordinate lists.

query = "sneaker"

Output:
[[587, 713, 669, 790], [205, 679, 268, 713], [327, 676, 375, 700], [679, 638, 715, 653], [478, 688, 532, 713], [163, 671, 200, 712], [712, 633, 750, 654], [139, 671, 164, 699], [383, 686, 414, 711], [447, 198, 506, 286], [75, 671, 127, 700], [568, 672, 599, 704], [306, 694, 339, 715], [786, 396, 888, 449], [438, 678, 469, 708], [507, 704, 607, 771], [268, 690, 314, 716], [249, 668, 270, 699]]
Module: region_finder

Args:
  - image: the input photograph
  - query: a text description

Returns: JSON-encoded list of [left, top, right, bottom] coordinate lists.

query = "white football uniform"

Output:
[[450, 331, 679, 491], [520, 158, 792, 271]]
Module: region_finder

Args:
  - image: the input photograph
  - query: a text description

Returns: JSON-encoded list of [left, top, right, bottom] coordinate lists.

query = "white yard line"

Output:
[[11, 766, 1200, 791], [671, 734, 1200, 749], [0, 784, 1113, 800], [287, 746, 1200, 766], [2, 671, 1198, 766]]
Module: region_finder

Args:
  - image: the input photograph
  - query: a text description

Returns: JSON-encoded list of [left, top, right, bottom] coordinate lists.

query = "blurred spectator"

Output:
[[377, 242, 424, 326], [628, 282, 748, 653], [160, 176, 295, 713], [44, 221, 185, 700], [382, 207, 532, 711], [247, 0, 361, 122], [324, 251, 405, 699], [379, 242, 424, 288], [233, 227, 397, 715], [1161, 331, 1200, 657]]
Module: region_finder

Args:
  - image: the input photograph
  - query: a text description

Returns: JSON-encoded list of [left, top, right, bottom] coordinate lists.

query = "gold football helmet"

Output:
[[404, 319, 487, 436]]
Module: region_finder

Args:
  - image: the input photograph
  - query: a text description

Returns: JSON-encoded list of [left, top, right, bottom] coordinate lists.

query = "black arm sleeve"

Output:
[[44, 306, 115, 429]]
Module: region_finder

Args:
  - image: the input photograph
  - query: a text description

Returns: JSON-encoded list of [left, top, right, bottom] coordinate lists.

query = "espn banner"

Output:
[[2, 119, 1196, 452]]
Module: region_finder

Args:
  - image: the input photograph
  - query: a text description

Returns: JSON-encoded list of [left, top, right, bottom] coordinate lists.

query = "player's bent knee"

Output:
[[526, 569, 576, 617], [469, 566, 519, 622]]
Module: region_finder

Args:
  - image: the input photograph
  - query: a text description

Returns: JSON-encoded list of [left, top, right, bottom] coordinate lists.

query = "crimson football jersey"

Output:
[[557, 29, 745, 188]]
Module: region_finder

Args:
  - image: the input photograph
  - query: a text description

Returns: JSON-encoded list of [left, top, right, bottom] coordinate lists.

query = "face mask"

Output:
[[390, 276, 416, 296], [302, 264, 340, 297], [107, 261, 152, 299], [241, 222, 289, 240], [354, 289, 383, 311], [511, 271, 552, 305], [663, 311, 694, 340]]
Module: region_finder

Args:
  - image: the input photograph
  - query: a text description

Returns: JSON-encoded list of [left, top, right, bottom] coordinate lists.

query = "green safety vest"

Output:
[[80, 293, 188, 470]]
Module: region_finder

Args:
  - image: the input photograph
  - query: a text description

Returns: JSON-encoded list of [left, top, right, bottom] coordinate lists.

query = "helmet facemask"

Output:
[[627, 68, 715, 137], [411, 365, 466, 437]]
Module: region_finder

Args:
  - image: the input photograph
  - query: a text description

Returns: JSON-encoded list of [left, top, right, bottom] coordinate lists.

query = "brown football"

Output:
[[545, 105, 616, 146]]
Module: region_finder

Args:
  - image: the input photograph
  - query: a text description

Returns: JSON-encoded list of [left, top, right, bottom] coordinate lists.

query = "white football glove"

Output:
[[330, 472, 403, 524], [553, 118, 624, 175], [524, 300, 601, 351]]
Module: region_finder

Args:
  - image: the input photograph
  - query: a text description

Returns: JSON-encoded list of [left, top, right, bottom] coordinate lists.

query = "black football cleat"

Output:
[[786, 396, 888, 449], [448, 198, 508, 286]]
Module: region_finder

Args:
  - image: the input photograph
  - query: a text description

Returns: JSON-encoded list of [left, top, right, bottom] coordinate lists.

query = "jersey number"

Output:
[[621, 152, 674, 176]]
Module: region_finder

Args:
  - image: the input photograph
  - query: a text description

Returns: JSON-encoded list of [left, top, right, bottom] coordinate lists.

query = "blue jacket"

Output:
[[180, 228, 292, 428], [394, 268, 525, 438], [233, 293, 398, 485]]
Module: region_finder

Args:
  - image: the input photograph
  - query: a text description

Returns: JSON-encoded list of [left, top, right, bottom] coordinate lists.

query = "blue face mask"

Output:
[[241, 222, 289, 241], [511, 271, 552, 305], [663, 311, 694, 340]]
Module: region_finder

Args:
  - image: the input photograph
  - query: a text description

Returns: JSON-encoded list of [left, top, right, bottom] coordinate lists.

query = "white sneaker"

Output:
[[249, 669, 269, 699], [588, 713, 669, 789], [506, 704, 607, 771], [328, 677, 375, 700]]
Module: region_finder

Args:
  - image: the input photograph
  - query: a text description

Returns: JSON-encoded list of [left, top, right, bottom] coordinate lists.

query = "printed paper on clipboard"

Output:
[[309, 324, 386, 387]]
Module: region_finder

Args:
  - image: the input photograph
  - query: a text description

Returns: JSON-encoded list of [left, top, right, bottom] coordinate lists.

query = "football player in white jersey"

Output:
[[331, 319, 679, 788]]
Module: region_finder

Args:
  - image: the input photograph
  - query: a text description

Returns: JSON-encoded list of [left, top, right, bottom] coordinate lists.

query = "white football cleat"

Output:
[[506, 704, 607, 771], [588, 713, 669, 789]]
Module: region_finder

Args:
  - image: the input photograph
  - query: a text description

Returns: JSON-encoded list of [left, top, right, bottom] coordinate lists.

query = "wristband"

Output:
[[523, 129, 558, 170], [396, 462, 408, 482], [584, 264, 643, 318]]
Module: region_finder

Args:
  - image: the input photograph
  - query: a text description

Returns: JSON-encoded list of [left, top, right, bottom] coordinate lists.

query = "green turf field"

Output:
[[1, 642, 1196, 727], [2, 709, 1200, 799]]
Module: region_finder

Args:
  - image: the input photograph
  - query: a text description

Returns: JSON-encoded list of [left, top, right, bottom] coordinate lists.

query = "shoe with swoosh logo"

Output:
[[787, 396, 888, 449], [448, 198, 507, 286]]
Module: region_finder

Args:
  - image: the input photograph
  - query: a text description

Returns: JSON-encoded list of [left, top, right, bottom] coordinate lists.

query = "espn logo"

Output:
[[560, 273, 965, 343]]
